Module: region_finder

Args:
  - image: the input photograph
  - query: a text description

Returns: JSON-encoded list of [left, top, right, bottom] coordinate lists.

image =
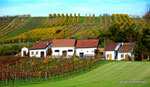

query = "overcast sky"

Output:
[[0, 0, 149, 17]]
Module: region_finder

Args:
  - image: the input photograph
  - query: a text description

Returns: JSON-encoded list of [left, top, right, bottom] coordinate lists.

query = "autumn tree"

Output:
[[77, 13, 80, 25], [67, 13, 72, 25], [72, 13, 76, 25], [92, 14, 95, 25], [64, 13, 68, 25], [52, 13, 56, 26], [84, 14, 87, 25], [89, 14, 91, 25], [59, 14, 64, 25]]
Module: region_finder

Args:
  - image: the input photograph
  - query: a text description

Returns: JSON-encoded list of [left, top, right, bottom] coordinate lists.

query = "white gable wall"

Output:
[[105, 51, 116, 60], [118, 52, 132, 60], [29, 45, 51, 58], [105, 43, 122, 60], [21, 47, 28, 57], [30, 49, 46, 58], [52, 47, 75, 57], [76, 48, 97, 57]]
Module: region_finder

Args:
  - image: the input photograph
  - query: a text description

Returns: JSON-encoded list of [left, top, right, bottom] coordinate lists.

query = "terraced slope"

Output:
[[22, 61, 150, 87], [0, 14, 146, 43], [0, 17, 47, 40], [0, 17, 16, 29], [0, 17, 28, 37]]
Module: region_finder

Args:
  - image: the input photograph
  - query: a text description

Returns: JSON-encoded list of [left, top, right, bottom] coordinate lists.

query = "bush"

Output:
[[0, 45, 21, 56]]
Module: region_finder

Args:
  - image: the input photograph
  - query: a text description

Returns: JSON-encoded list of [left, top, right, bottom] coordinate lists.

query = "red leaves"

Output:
[[0, 56, 100, 82]]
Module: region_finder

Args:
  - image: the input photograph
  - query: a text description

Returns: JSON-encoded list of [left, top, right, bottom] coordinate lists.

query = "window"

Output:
[[68, 49, 73, 52], [121, 54, 124, 58], [36, 51, 38, 55], [55, 50, 59, 52], [32, 52, 34, 55], [79, 52, 84, 57]]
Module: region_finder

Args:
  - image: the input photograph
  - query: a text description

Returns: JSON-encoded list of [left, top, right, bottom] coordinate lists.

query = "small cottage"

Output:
[[51, 39, 76, 58], [76, 39, 99, 57], [105, 43, 122, 60], [21, 47, 28, 57], [118, 43, 135, 60], [29, 41, 51, 58]]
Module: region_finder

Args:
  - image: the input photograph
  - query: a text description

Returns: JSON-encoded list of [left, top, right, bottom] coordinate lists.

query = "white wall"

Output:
[[118, 52, 132, 60], [52, 47, 75, 57], [29, 44, 51, 58], [76, 48, 97, 57], [105, 51, 116, 60], [21, 47, 28, 57], [30, 49, 47, 58]]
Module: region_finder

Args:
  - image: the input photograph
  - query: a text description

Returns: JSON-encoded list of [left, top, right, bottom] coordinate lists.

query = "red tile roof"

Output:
[[118, 43, 135, 52], [29, 42, 51, 50], [105, 43, 118, 51], [52, 39, 76, 47], [76, 39, 99, 48]]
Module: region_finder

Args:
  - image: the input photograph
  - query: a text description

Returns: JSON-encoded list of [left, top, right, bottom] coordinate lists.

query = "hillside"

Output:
[[0, 14, 147, 44], [22, 61, 150, 87], [0, 17, 47, 40]]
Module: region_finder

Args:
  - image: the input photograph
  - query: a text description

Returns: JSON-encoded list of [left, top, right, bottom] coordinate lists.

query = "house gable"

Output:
[[76, 39, 99, 48], [52, 39, 76, 47], [29, 41, 51, 50]]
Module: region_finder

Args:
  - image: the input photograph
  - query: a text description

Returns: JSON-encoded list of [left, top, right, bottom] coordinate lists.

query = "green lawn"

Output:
[[21, 61, 150, 87]]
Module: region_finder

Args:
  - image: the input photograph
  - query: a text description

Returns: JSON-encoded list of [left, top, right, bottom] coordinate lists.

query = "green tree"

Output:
[[48, 48, 52, 56], [105, 24, 138, 42]]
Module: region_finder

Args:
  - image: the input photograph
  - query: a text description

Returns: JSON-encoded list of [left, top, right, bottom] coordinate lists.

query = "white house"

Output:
[[118, 43, 135, 60], [29, 41, 51, 58], [76, 39, 99, 57], [105, 43, 122, 60], [51, 39, 76, 58], [21, 47, 28, 57]]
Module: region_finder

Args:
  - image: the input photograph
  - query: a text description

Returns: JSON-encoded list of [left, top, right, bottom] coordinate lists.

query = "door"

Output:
[[125, 54, 130, 60], [41, 52, 44, 58], [110, 54, 112, 60], [62, 51, 67, 56], [79, 52, 84, 58], [23, 51, 26, 56]]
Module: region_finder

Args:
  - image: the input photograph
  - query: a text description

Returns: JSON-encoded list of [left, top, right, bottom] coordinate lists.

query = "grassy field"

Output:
[[21, 61, 150, 87]]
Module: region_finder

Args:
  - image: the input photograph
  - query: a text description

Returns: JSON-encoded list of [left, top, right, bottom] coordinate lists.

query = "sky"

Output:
[[0, 0, 149, 17]]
